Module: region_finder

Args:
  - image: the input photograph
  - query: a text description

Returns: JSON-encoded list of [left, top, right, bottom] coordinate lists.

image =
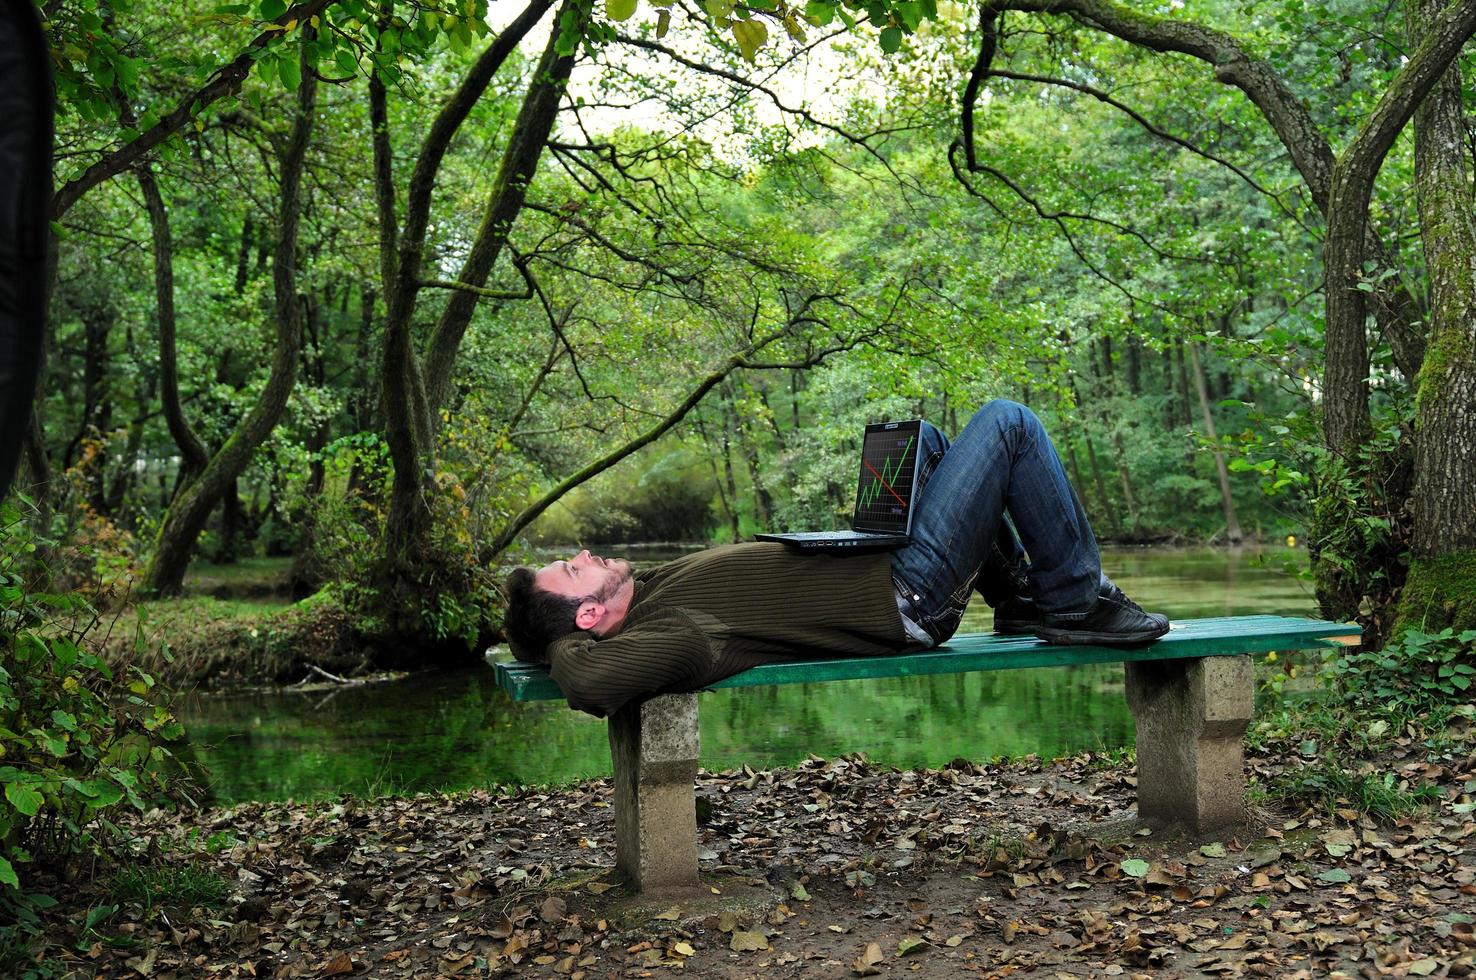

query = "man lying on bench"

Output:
[[502, 399, 1169, 718]]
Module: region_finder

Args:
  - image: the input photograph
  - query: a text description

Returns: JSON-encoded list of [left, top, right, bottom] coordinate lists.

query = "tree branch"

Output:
[[53, 0, 341, 218], [974, 0, 1435, 377], [984, 67, 1314, 234], [418, 278, 533, 300], [485, 315, 866, 557], [421, 13, 576, 416]]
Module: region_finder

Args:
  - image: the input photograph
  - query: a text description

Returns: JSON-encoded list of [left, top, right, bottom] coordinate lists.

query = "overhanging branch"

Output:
[[54, 0, 342, 218]]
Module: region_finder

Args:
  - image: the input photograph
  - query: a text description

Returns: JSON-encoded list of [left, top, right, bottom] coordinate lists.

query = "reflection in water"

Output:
[[177, 546, 1313, 803]]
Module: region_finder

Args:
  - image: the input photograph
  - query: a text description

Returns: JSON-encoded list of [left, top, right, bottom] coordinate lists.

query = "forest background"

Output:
[[4, 0, 1476, 941]]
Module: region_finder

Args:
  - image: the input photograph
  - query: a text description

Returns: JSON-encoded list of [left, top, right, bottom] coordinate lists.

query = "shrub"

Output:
[[33, 439, 145, 600], [580, 466, 715, 544], [295, 426, 529, 653], [1327, 627, 1476, 716], [0, 501, 186, 923]]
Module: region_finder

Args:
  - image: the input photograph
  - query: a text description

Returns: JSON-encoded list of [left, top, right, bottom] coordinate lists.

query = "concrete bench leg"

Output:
[[1125, 655, 1253, 833], [608, 693, 700, 893]]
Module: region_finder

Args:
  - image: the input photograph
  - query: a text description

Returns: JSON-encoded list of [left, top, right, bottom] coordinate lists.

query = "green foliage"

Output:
[[561, 450, 717, 544], [573, 0, 907, 63], [1252, 626, 1476, 823], [47, 440, 145, 598], [1235, 397, 1413, 633], [0, 503, 187, 951], [40, 0, 1437, 668], [299, 420, 529, 652], [288, 432, 392, 597], [1328, 628, 1476, 717]]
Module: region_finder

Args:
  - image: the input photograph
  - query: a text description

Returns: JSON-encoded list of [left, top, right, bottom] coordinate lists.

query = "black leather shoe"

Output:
[[1032, 582, 1170, 647], [993, 579, 1119, 635], [992, 595, 1041, 635]]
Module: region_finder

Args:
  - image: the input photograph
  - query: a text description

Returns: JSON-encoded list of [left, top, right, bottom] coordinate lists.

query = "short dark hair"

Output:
[[502, 567, 585, 664]]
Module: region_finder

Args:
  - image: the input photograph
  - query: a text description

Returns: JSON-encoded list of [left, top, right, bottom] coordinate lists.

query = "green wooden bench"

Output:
[[493, 615, 1357, 895]]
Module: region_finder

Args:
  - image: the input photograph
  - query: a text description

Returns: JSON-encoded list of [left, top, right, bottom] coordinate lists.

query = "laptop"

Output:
[[756, 419, 923, 552]]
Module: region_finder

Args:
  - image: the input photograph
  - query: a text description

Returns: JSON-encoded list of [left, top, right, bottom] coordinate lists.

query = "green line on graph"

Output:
[[859, 435, 914, 509]]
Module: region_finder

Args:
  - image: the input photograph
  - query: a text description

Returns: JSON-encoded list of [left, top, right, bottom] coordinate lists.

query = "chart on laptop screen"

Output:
[[855, 429, 916, 528]]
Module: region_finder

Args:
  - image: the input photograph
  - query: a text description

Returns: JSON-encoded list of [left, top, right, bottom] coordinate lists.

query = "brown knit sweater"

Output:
[[546, 542, 914, 717]]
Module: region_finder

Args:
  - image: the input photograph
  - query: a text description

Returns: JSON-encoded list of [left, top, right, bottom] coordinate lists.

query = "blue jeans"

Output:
[[890, 400, 1101, 645]]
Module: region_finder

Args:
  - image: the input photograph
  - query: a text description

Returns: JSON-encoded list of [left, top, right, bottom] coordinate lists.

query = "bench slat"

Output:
[[492, 615, 1355, 703]]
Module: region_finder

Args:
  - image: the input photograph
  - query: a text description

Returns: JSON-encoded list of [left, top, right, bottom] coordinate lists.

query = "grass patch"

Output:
[[106, 863, 230, 911], [184, 556, 294, 597], [77, 587, 371, 686], [1269, 760, 1441, 822], [1248, 694, 1349, 752], [88, 595, 289, 654]]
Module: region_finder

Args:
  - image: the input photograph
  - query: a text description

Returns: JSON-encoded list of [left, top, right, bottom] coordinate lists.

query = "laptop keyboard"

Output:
[[784, 530, 898, 540]]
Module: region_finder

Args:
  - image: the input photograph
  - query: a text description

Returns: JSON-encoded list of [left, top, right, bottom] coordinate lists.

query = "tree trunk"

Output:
[[377, 0, 562, 591], [1189, 340, 1243, 544], [1308, 0, 1476, 625], [214, 482, 242, 564], [1160, 347, 1177, 429], [136, 165, 210, 489], [369, 2, 399, 299], [1091, 336, 1136, 531], [1173, 339, 1194, 430], [1398, 0, 1476, 633], [420, 39, 576, 415], [724, 381, 772, 528], [1075, 413, 1116, 532], [716, 418, 741, 540], [61, 304, 110, 470], [141, 34, 317, 596], [105, 404, 146, 515], [755, 388, 787, 450], [63, 304, 115, 511], [344, 283, 375, 433], [1317, 0, 1476, 455], [1111, 430, 1137, 532], [1064, 439, 1086, 498], [20, 410, 50, 502], [106, 321, 153, 514]]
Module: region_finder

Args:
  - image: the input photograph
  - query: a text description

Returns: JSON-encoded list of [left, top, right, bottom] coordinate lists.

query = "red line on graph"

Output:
[[862, 459, 909, 509]]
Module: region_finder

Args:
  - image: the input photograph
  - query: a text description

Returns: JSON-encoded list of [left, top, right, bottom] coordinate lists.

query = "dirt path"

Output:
[[28, 745, 1476, 978]]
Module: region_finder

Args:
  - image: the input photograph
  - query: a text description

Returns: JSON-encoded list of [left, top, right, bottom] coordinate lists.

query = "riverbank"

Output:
[[87, 588, 376, 688], [15, 719, 1476, 978]]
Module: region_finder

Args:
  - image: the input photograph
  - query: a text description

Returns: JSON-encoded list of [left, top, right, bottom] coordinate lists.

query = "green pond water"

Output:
[[175, 545, 1315, 803]]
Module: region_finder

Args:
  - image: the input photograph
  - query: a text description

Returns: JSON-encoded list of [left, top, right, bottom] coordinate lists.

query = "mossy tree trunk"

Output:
[[371, 0, 569, 637], [1397, 0, 1476, 634]]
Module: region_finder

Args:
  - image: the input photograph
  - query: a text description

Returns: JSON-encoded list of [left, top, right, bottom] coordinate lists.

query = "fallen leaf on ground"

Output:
[[852, 942, 884, 976], [896, 935, 927, 956], [319, 952, 355, 976]]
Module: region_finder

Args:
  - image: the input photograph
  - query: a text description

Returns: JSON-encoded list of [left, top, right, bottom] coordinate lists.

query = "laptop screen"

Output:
[[851, 419, 922, 534]]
